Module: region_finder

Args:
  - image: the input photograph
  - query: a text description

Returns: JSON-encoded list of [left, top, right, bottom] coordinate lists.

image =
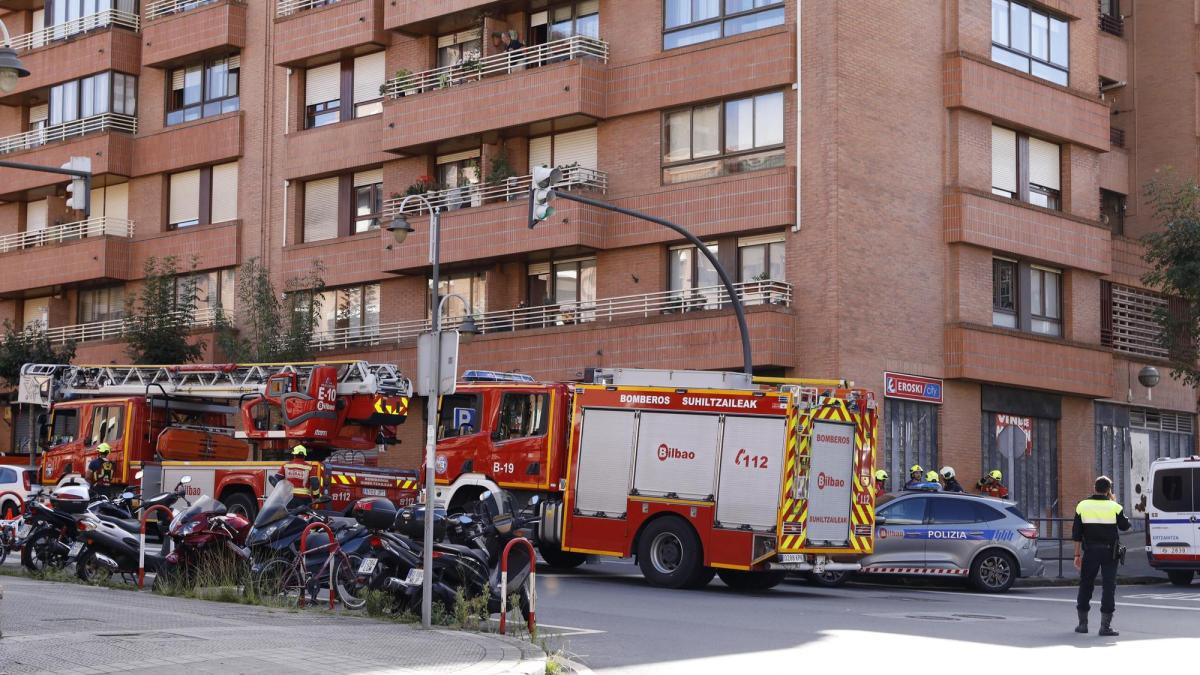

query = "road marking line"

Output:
[[911, 589, 1200, 612]]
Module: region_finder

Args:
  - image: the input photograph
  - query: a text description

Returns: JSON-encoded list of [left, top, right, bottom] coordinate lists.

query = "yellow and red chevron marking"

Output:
[[394, 478, 419, 491], [330, 474, 358, 485]]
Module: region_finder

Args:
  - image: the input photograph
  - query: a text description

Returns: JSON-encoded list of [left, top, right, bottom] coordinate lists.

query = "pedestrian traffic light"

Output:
[[61, 156, 91, 215], [528, 165, 562, 228]]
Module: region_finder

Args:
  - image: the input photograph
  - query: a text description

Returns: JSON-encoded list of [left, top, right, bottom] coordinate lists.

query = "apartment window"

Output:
[[301, 176, 338, 242], [352, 169, 383, 233], [436, 150, 482, 191], [437, 29, 482, 68], [23, 296, 50, 330], [737, 233, 785, 282], [28, 104, 48, 133], [431, 272, 487, 319], [527, 257, 597, 307], [1101, 189, 1125, 235], [992, 258, 1062, 337], [50, 72, 136, 125], [168, 162, 239, 229], [663, 0, 785, 49], [176, 268, 236, 314], [529, 127, 598, 172], [663, 91, 785, 184], [304, 52, 385, 129], [530, 1, 600, 44], [670, 243, 721, 308], [166, 54, 240, 126], [78, 285, 126, 324], [992, 126, 1061, 210], [991, 0, 1069, 86], [313, 284, 381, 338]]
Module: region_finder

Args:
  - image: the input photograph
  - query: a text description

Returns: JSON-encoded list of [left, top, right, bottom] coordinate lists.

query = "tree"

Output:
[[215, 258, 326, 363], [0, 322, 75, 387], [1141, 174, 1200, 386], [124, 256, 206, 364]]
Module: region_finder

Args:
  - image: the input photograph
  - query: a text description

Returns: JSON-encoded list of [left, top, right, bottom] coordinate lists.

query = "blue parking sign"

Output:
[[453, 407, 476, 430]]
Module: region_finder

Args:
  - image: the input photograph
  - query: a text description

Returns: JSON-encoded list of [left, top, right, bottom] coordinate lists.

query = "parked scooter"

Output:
[[151, 494, 252, 590], [72, 476, 193, 582], [20, 480, 95, 572]]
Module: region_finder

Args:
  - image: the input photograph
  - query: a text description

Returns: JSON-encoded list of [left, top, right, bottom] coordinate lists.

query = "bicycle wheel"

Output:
[[333, 551, 368, 610], [252, 558, 303, 608]]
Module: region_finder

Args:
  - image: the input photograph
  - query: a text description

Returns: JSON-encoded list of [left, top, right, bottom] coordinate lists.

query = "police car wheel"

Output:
[[1167, 570, 1194, 586], [969, 550, 1016, 593], [638, 517, 704, 589], [806, 570, 851, 587]]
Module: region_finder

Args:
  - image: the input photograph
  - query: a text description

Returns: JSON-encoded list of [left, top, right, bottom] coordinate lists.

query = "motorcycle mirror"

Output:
[[180, 475, 193, 485], [121, 491, 135, 500]]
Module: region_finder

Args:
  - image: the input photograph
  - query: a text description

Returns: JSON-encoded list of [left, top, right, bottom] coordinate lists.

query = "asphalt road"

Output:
[[533, 560, 1200, 673]]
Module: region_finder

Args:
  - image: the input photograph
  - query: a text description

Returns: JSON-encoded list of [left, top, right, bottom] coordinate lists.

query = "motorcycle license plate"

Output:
[[68, 542, 83, 557], [405, 568, 424, 586], [358, 557, 378, 575], [361, 488, 387, 497]]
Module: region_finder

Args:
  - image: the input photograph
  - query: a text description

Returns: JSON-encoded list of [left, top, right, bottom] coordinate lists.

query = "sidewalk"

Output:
[[1021, 530, 1165, 587], [0, 575, 545, 675]]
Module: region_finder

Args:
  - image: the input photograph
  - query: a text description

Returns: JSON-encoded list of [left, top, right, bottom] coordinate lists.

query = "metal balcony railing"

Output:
[[1110, 126, 1125, 149], [383, 166, 607, 217], [45, 306, 218, 345], [382, 35, 609, 99], [7, 10, 140, 52], [310, 280, 793, 350], [0, 113, 138, 156], [145, 0, 226, 20], [277, 0, 341, 18], [0, 217, 135, 255], [1099, 13, 1124, 37]]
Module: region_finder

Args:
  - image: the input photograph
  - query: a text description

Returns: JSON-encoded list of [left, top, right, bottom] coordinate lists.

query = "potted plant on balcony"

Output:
[[485, 152, 517, 203], [404, 175, 437, 197], [387, 68, 416, 97]]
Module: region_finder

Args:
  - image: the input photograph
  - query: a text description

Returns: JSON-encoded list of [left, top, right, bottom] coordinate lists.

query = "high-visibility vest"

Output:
[[1076, 497, 1124, 524], [280, 461, 323, 497]]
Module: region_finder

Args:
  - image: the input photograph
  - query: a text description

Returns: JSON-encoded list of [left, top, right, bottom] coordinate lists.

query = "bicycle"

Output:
[[250, 522, 366, 609]]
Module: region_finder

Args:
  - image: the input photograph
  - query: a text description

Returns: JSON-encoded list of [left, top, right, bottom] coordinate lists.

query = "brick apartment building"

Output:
[[0, 0, 1194, 519]]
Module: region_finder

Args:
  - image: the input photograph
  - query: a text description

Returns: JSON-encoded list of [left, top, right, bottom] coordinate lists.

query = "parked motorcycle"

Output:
[[71, 476, 193, 582], [150, 495, 252, 590], [20, 481, 94, 572]]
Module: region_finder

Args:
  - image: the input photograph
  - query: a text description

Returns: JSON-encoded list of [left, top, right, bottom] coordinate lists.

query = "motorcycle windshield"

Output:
[[254, 481, 294, 528], [170, 495, 215, 531]]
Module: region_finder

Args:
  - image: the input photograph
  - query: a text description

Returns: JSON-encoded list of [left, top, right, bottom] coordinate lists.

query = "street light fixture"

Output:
[[0, 21, 31, 95], [386, 213, 415, 245]]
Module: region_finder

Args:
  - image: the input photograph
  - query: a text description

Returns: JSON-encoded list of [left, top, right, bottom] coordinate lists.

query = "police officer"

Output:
[[1073, 475, 1131, 636], [278, 445, 324, 508]]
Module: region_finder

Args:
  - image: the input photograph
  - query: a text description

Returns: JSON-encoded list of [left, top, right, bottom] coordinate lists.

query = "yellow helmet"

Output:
[[96, 442, 111, 455], [292, 445, 307, 457], [874, 469, 889, 482], [989, 469, 1003, 480], [925, 470, 940, 482], [909, 464, 923, 474]]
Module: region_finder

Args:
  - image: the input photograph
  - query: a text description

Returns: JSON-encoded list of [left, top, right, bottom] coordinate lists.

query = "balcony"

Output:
[[384, 0, 495, 33], [0, 113, 137, 156], [284, 114, 388, 180], [0, 116, 136, 197], [381, 36, 608, 152], [0, 217, 135, 296], [273, 0, 386, 67], [1099, 13, 1124, 37], [380, 167, 608, 272], [133, 112, 242, 176], [6, 9, 140, 52], [945, 324, 1112, 398], [313, 279, 793, 351], [46, 306, 218, 345], [0, 20, 142, 101], [142, 0, 247, 68]]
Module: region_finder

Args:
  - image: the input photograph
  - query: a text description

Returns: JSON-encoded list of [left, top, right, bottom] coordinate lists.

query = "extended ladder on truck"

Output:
[[17, 361, 412, 406]]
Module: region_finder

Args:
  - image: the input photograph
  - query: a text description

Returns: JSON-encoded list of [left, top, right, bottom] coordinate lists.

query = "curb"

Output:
[[1016, 575, 1165, 588]]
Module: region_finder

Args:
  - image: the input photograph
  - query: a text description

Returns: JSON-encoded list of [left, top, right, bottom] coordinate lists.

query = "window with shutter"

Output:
[[992, 126, 1061, 210], [305, 63, 342, 128], [528, 137, 552, 172], [26, 200, 48, 233], [23, 297, 50, 329], [551, 127, 597, 172], [303, 177, 340, 242], [210, 163, 239, 224], [103, 183, 129, 221], [169, 170, 201, 228], [353, 52, 385, 118], [1028, 138, 1060, 190], [353, 169, 383, 233], [991, 126, 1017, 197]]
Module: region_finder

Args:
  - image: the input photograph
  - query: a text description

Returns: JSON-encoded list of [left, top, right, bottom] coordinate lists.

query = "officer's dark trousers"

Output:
[[1076, 545, 1118, 613]]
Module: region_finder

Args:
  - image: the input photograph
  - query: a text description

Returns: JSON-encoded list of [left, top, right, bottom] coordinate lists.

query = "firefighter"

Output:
[[940, 466, 965, 493], [873, 469, 889, 496], [87, 442, 116, 498], [279, 444, 324, 508], [903, 464, 924, 490], [924, 470, 943, 490], [1073, 475, 1131, 636], [976, 469, 1009, 498]]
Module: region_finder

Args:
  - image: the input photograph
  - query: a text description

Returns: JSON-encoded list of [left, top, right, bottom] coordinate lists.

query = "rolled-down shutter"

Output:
[[26, 199, 47, 232], [104, 183, 129, 221], [991, 126, 1017, 195], [1028, 137, 1061, 190], [28, 104, 48, 125], [353, 52, 385, 104], [210, 162, 239, 224], [303, 177, 339, 242], [552, 127, 598, 170], [529, 137, 552, 171], [353, 168, 383, 188], [305, 63, 341, 107], [169, 170, 201, 226]]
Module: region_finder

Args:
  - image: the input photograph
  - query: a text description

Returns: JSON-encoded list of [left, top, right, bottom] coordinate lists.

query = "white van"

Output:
[[1146, 456, 1200, 586]]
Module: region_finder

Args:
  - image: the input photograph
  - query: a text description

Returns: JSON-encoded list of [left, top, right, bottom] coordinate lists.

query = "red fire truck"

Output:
[[433, 368, 878, 589], [19, 361, 418, 517]]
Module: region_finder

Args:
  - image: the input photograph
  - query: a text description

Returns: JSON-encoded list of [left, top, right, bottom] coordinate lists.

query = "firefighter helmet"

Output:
[[989, 469, 1003, 481], [909, 464, 923, 475], [96, 442, 111, 455], [874, 469, 889, 482], [292, 445, 308, 457], [940, 466, 956, 480], [925, 470, 940, 482]]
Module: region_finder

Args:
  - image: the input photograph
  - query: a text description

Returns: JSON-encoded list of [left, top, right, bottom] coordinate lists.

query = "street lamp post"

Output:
[[387, 196, 478, 628], [0, 20, 31, 94]]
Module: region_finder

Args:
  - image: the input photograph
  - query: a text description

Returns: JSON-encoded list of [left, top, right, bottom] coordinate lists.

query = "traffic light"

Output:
[[61, 156, 91, 215], [528, 165, 562, 228]]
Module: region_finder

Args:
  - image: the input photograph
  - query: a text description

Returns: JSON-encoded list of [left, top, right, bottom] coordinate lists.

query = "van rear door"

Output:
[[1149, 464, 1199, 564]]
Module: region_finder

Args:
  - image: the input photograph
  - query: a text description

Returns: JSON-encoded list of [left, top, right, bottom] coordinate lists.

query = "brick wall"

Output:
[[132, 113, 244, 176], [945, 324, 1112, 398], [0, 28, 142, 101], [283, 115, 390, 180], [142, 0, 246, 68], [273, 0, 387, 67]]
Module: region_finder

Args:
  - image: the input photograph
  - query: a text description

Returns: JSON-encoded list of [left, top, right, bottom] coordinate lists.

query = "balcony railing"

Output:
[[45, 306, 218, 345], [277, 0, 341, 18], [311, 280, 793, 350], [1099, 13, 1124, 37], [0, 217, 135, 255], [1110, 126, 1125, 149], [7, 10, 140, 52], [145, 0, 224, 20], [382, 35, 609, 99], [383, 166, 608, 217], [0, 113, 138, 156]]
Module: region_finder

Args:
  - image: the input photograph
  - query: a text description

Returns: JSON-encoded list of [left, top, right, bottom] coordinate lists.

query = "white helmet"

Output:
[[940, 466, 956, 480]]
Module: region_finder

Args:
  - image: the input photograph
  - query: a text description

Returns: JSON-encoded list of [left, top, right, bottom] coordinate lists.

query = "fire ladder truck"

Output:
[[18, 361, 418, 517]]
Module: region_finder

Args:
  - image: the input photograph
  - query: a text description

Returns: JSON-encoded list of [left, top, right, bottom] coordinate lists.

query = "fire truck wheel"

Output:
[[717, 569, 786, 591], [685, 566, 716, 589], [223, 492, 258, 521], [637, 517, 705, 589], [538, 542, 586, 569]]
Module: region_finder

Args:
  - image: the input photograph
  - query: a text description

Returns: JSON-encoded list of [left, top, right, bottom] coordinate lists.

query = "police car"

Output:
[[809, 490, 1045, 592]]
